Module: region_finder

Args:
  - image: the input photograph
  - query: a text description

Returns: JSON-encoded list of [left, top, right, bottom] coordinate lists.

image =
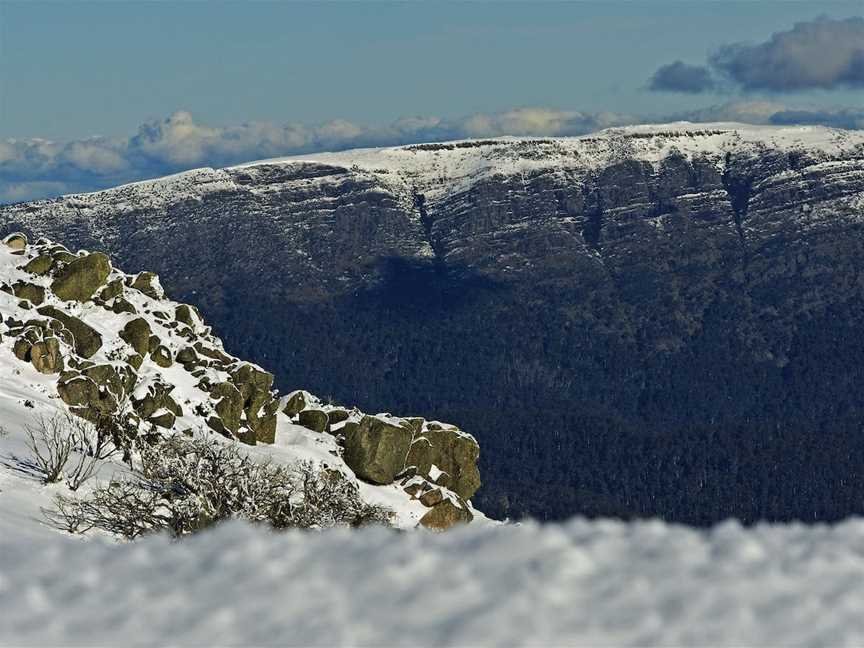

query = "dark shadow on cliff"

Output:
[[362, 256, 506, 311]]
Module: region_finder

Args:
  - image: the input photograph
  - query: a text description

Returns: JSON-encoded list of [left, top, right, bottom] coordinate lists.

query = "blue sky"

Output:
[[0, 1, 862, 201]]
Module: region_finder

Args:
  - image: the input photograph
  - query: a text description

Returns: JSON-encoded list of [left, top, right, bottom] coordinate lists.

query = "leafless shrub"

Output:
[[25, 413, 115, 489], [25, 415, 75, 484], [45, 434, 392, 538], [40, 495, 96, 535]]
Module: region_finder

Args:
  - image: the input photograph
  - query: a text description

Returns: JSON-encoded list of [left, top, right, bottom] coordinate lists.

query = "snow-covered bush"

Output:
[[45, 434, 392, 538]]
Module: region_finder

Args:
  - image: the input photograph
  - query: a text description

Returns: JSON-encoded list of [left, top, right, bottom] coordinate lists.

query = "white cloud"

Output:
[[674, 101, 790, 124], [1, 104, 862, 203]]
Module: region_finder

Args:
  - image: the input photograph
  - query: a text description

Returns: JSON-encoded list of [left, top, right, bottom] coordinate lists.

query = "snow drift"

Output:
[[3, 517, 864, 646]]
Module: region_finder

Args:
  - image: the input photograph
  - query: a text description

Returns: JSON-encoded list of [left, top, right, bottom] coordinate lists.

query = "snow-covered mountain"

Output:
[[4, 122, 864, 522], [0, 233, 485, 539], [5, 124, 864, 646]]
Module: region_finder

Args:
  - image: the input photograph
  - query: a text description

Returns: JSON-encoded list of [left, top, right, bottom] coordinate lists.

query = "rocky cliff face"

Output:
[[4, 122, 864, 523]]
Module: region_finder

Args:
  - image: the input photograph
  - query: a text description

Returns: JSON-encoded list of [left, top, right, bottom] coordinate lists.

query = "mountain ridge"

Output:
[[4, 121, 864, 522]]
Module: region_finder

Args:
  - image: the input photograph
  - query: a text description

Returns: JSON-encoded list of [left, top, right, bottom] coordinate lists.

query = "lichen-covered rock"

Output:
[[83, 364, 130, 402], [151, 345, 173, 368], [149, 410, 175, 428], [30, 337, 62, 374], [22, 254, 54, 276], [298, 409, 329, 433], [405, 437, 434, 476], [210, 382, 244, 435], [132, 379, 181, 423], [327, 408, 350, 425], [245, 395, 279, 444], [119, 318, 151, 356], [230, 364, 274, 402], [125, 353, 144, 371], [95, 278, 124, 303], [13, 338, 32, 361], [419, 497, 473, 531], [419, 488, 444, 508], [193, 341, 232, 364], [174, 304, 202, 327], [343, 415, 414, 485], [50, 249, 76, 266], [129, 271, 163, 299], [110, 297, 137, 314], [176, 346, 200, 367], [229, 363, 277, 443], [419, 426, 481, 500], [57, 373, 116, 422], [252, 409, 278, 444], [3, 232, 27, 252], [283, 390, 312, 416], [36, 306, 103, 358], [11, 281, 45, 305], [50, 252, 111, 302]]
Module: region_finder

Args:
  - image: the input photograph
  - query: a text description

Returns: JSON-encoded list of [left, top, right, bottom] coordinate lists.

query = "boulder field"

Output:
[[0, 233, 482, 530]]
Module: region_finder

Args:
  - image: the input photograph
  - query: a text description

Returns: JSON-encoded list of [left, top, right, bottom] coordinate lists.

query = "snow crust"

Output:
[[3, 517, 864, 646]]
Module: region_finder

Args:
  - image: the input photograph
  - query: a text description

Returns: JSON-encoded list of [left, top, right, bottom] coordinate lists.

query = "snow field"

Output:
[[3, 516, 864, 646]]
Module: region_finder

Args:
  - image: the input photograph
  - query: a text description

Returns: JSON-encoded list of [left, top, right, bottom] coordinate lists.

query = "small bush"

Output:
[[25, 413, 114, 489], [45, 434, 392, 538]]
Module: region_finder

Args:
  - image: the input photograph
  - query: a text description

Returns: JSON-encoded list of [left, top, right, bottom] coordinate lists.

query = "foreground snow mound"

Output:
[[2, 517, 864, 647]]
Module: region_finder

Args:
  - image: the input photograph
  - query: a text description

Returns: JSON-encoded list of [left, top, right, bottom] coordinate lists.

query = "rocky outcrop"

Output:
[[30, 337, 62, 374], [1, 235, 486, 531], [51, 253, 111, 302], [289, 397, 482, 501], [119, 318, 151, 356], [3, 233, 27, 253], [418, 497, 473, 531], [405, 424, 481, 500], [36, 306, 102, 359], [343, 416, 414, 485], [281, 390, 482, 529], [0, 239, 287, 450]]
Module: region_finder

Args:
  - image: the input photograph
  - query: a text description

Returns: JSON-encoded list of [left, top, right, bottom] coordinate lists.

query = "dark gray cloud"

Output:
[[649, 61, 716, 93], [769, 109, 864, 130], [710, 17, 864, 91], [651, 16, 864, 93], [672, 101, 791, 124], [675, 101, 864, 129]]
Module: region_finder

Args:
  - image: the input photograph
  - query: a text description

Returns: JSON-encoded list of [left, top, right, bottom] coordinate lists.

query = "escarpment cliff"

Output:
[[4, 122, 864, 523]]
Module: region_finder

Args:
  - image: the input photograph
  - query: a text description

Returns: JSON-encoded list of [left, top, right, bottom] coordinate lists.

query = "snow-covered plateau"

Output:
[[3, 516, 864, 646]]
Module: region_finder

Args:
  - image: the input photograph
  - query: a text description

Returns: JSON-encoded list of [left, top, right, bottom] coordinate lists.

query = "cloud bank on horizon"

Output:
[[2, 15, 863, 204], [2, 102, 861, 203], [651, 16, 864, 93], [0, 108, 637, 203]]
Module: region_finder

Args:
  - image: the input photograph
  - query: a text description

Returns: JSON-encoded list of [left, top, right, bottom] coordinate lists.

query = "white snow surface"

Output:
[[3, 516, 864, 646], [22, 121, 864, 216]]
